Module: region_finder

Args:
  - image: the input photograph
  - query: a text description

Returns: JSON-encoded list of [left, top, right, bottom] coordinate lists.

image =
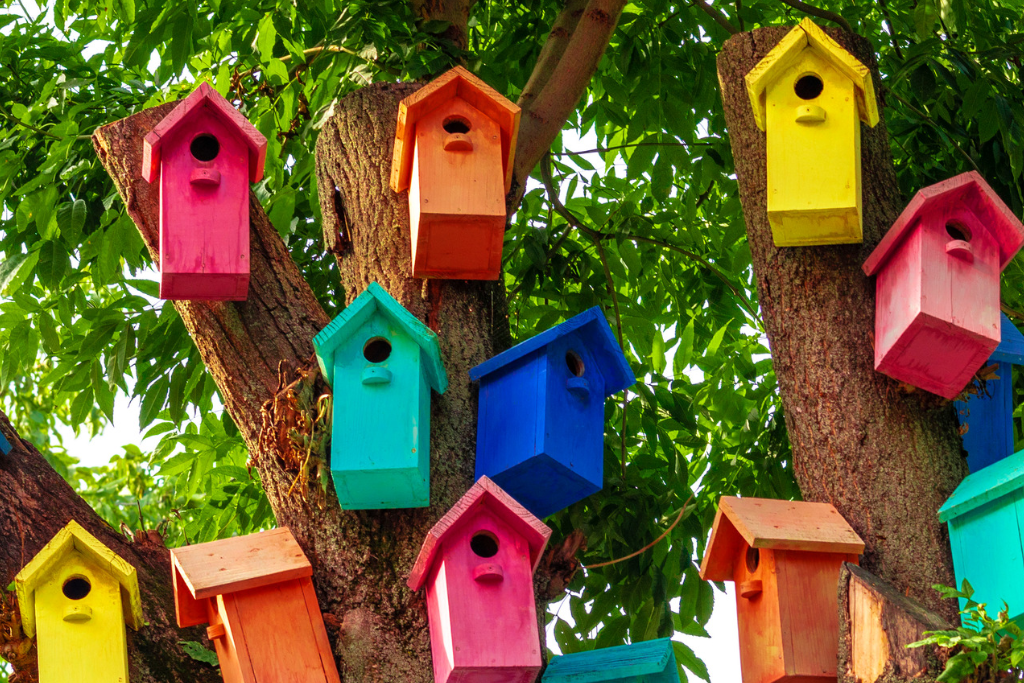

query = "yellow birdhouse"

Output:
[[15, 520, 144, 683], [746, 18, 879, 246]]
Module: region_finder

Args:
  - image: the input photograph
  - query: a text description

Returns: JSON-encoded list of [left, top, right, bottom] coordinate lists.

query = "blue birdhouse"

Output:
[[313, 282, 448, 510], [542, 638, 680, 683], [0, 430, 10, 455], [938, 448, 1024, 622], [469, 307, 635, 518], [955, 312, 1024, 473]]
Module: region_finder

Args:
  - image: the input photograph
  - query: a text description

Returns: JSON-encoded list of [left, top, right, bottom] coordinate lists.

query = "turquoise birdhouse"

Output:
[[313, 282, 448, 509], [955, 312, 1024, 473], [542, 638, 680, 683], [938, 448, 1024, 621]]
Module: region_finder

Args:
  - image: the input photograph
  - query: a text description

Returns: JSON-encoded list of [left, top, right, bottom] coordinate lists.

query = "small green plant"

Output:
[[909, 581, 1024, 682]]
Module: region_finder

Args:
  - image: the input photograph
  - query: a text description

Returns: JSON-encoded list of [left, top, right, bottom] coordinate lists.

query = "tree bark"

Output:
[[717, 26, 966, 622]]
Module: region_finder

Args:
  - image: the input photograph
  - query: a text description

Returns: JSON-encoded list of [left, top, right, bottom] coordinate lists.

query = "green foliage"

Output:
[[179, 641, 220, 669], [909, 581, 1024, 682]]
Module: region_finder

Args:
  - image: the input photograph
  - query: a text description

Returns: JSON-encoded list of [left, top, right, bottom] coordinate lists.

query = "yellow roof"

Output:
[[745, 18, 879, 131], [15, 520, 144, 637]]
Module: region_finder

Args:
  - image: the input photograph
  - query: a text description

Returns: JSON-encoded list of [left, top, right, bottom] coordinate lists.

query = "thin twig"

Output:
[[692, 0, 739, 35], [875, 0, 904, 60], [552, 140, 710, 156], [778, 0, 854, 34], [584, 494, 694, 569], [1002, 302, 1024, 323], [885, 88, 980, 172], [0, 108, 62, 139]]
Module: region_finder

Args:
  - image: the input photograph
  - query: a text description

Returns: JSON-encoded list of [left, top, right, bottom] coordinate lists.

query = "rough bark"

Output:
[[717, 26, 966, 622]]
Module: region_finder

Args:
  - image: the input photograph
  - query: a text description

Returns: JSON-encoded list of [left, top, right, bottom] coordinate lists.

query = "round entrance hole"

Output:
[[794, 74, 824, 100], [565, 350, 585, 377], [470, 532, 499, 558], [946, 221, 971, 242], [63, 576, 91, 600], [442, 116, 471, 134], [745, 547, 760, 573], [363, 337, 392, 363], [190, 134, 220, 162]]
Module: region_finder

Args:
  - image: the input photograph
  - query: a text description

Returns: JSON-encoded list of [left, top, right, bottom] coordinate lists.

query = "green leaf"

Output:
[[0, 251, 39, 294], [673, 641, 710, 682], [256, 14, 277, 60], [179, 641, 219, 668], [37, 240, 69, 289], [57, 199, 87, 246]]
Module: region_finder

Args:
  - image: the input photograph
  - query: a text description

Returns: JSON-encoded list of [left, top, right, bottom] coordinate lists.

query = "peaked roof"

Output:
[[407, 476, 551, 591], [939, 448, 1024, 522], [700, 496, 864, 582], [542, 638, 677, 683], [746, 18, 879, 131], [313, 282, 448, 393], [16, 520, 143, 637], [171, 527, 311, 628], [992, 312, 1024, 365], [142, 81, 268, 184], [469, 306, 635, 395], [390, 65, 521, 194], [864, 172, 1024, 276]]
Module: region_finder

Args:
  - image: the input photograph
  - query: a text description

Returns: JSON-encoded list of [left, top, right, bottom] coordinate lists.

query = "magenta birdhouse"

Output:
[[142, 82, 267, 301], [863, 172, 1024, 399], [407, 476, 551, 683]]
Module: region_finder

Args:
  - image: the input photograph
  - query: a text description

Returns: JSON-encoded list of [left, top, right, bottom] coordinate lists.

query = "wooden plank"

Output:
[[211, 594, 254, 683], [937, 447, 1024, 521], [172, 556, 209, 627], [719, 497, 865, 554], [541, 638, 675, 683], [171, 527, 312, 600], [733, 545, 786, 683], [299, 578, 342, 683], [775, 550, 848, 679]]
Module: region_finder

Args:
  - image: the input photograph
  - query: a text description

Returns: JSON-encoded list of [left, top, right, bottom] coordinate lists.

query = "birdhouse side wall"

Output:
[[159, 107, 250, 300], [34, 552, 129, 683], [956, 362, 1016, 473], [475, 351, 546, 480], [208, 596, 252, 683], [732, 546, 786, 683]]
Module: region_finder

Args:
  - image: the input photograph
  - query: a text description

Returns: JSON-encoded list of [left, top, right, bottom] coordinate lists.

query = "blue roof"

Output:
[[992, 312, 1024, 365], [542, 638, 677, 683], [469, 307, 635, 395], [938, 448, 1024, 522], [313, 282, 447, 393]]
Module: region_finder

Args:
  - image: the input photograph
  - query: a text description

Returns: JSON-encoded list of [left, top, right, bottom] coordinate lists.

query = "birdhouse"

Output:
[[15, 520, 144, 683], [469, 306, 635, 518], [313, 282, 448, 509], [142, 81, 267, 301], [407, 476, 551, 683], [390, 66, 520, 280], [746, 18, 879, 246], [170, 527, 341, 683], [0, 430, 10, 454], [863, 172, 1024, 399], [955, 312, 1024, 472], [542, 638, 680, 683], [699, 497, 865, 683]]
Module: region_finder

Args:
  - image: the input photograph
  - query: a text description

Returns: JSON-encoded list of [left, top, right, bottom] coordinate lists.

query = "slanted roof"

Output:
[[407, 476, 551, 591], [746, 18, 879, 131], [542, 638, 678, 683], [171, 527, 311, 628], [469, 306, 635, 396], [390, 65, 521, 194], [16, 520, 143, 637], [939, 448, 1024, 522], [700, 496, 865, 582], [864, 172, 1024, 276], [992, 312, 1024, 365], [313, 282, 447, 393], [142, 81, 268, 184]]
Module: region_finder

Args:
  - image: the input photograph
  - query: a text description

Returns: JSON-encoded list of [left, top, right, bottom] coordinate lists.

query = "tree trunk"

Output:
[[717, 26, 967, 622]]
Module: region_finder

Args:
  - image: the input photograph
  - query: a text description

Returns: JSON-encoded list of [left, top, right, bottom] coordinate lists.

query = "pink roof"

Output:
[[863, 171, 1024, 276], [142, 82, 267, 184], [407, 476, 551, 591]]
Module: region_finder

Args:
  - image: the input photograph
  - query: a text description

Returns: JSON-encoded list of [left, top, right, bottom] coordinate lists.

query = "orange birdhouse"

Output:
[[700, 497, 865, 683], [170, 527, 340, 683], [390, 66, 520, 280]]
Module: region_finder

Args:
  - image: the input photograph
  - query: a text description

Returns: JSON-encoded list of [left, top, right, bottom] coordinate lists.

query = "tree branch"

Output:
[[518, 0, 589, 108], [777, 0, 854, 35], [693, 0, 739, 35]]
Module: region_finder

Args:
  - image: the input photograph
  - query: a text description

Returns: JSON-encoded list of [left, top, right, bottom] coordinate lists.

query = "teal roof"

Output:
[[992, 312, 1024, 365], [939, 448, 1024, 522], [313, 282, 448, 393], [541, 638, 677, 683]]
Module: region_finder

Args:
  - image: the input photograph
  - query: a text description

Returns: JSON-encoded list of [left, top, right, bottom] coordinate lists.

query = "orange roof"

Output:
[[699, 497, 864, 582]]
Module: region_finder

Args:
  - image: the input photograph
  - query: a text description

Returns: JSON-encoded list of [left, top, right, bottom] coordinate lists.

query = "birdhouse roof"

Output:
[[864, 172, 1024, 276], [142, 81, 268, 184], [469, 306, 635, 395], [992, 312, 1024, 365], [542, 638, 677, 683], [312, 282, 448, 393], [15, 520, 143, 637], [938, 448, 1024, 522], [407, 476, 552, 591], [745, 18, 879, 131], [699, 497, 865, 582], [390, 65, 521, 195]]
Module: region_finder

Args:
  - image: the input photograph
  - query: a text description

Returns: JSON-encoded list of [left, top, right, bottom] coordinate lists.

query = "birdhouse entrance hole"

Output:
[[946, 221, 972, 242], [470, 531, 499, 558], [745, 547, 760, 572], [794, 74, 824, 100], [565, 351, 585, 377], [363, 337, 392, 363], [62, 576, 91, 600], [442, 116, 472, 134], [190, 134, 220, 162]]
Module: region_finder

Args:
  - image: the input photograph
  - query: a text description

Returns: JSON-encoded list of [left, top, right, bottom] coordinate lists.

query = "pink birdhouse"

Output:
[[142, 82, 267, 301], [407, 476, 551, 683], [863, 172, 1024, 399]]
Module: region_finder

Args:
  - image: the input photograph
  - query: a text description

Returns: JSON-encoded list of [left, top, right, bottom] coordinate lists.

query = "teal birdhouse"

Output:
[[542, 638, 680, 683], [313, 282, 448, 509]]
